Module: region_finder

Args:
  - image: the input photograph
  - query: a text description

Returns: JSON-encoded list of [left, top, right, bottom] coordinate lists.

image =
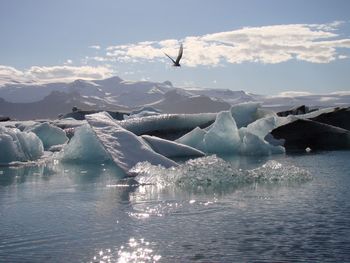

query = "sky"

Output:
[[0, 0, 350, 95]]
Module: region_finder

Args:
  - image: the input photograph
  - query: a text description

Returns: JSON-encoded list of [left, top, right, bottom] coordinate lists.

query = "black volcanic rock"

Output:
[[0, 116, 10, 122], [309, 107, 350, 131], [277, 105, 316, 117], [270, 119, 350, 152]]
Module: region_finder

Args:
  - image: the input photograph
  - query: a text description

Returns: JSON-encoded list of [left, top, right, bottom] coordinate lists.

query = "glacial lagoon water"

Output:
[[1, 151, 350, 262]]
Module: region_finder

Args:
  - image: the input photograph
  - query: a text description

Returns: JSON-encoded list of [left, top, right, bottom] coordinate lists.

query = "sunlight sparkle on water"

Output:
[[89, 238, 161, 263], [118, 238, 161, 263]]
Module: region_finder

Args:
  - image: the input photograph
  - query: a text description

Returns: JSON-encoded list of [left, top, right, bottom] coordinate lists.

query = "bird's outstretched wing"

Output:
[[175, 43, 183, 64], [164, 53, 176, 64]]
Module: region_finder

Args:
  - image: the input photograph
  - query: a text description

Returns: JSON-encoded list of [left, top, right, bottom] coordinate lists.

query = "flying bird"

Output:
[[164, 43, 183, 67]]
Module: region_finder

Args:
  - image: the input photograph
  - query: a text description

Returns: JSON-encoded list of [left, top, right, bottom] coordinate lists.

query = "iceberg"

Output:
[[141, 135, 205, 158], [244, 115, 294, 139], [85, 112, 178, 176], [239, 130, 285, 155], [230, 102, 261, 128], [176, 110, 286, 156], [59, 124, 111, 163], [131, 106, 162, 115], [175, 127, 207, 151], [204, 111, 241, 153], [119, 113, 217, 138], [0, 126, 44, 164], [26, 122, 68, 150]]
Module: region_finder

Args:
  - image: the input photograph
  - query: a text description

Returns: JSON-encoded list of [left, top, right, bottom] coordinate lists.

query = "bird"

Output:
[[164, 43, 183, 67]]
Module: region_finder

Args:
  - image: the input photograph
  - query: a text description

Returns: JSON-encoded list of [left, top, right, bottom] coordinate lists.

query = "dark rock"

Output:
[[277, 105, 317, 117], [270, 119, 350, 152], [309, 107, 350, 131], [0, 116, 10, 122]]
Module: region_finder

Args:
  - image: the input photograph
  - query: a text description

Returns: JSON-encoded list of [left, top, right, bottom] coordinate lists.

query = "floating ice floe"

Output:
[[25, 122, 68, 150], [59, 117, 180, 175], [85, 112, 178, 176], [125, 106, 163, 119], [58, 124, 111, 163], [0, 126, 44, 164], [175, 127, 207, 151], [204, 111, 241, 153], [141, 135, 205, 158], [230, 102, 274, 128], [176, 109, 285, 155], [119, 113, 217, 137], [131, 155, 312, 189]]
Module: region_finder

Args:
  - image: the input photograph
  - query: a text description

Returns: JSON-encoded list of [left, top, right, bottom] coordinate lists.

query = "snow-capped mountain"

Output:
[[147, 89, 231, 114], [0, 91, 128, 120], [1, 76, 349, 120]]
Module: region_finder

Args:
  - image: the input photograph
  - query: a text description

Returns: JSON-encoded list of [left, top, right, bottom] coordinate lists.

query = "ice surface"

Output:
[[230, 102, 261, 128], [243, 116, 278, 139], [176, 110, 286, 156], [124, 110, 161, 120], [26, 122, 68, 150], [175, 127, 207, 151], [141, 135, 205, 158], [244, 115, 294, 139], [131, 106, 162, 115], [239, 129, 285, 155], [119, 113, 216, 136], [59, 124, 111, 163], [53, 118, 87, 129], [0, 126, 43, 164], [131, 155, 312, 189], [204, 111, 241, 153], [85, 112, 178, 176]]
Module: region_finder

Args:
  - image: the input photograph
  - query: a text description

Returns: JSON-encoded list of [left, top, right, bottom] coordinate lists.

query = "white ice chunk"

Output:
[[131, 106, 162, 115], [244, 116, 279, 139], [59, 124, 111, 163], [230, 102, 261, 128], [53, 118, 87, 129], [119, 113, 216, 135], [239, 129, 285, 155], [26, 122, 68, 150], [141, 135, 205, 158], [85, 112, 178, 175], [175, 127, 207, 151], [176, 110, 285, 156], [125, 110, 161, 119], [0, 126, 44, 164], [15, 121, 40, 131], [204, 111, 241, 153]]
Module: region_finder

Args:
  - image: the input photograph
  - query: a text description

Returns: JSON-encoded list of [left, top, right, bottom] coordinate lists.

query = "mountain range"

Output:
[[0, 76, 349, 120]]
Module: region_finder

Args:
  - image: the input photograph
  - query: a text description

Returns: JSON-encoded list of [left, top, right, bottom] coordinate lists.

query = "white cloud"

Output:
[[0, 65, 26, 85], [0, 65, 114, 85], [105, 21, 350, 67], [89, 45, 101, 50], [277, 91, 313, 97]]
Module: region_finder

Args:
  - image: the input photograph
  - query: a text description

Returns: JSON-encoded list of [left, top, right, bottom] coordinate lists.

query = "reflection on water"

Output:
[[89, 238, 161, 263], [0, 160, 126, 187], [1, 152, 350, 262]]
